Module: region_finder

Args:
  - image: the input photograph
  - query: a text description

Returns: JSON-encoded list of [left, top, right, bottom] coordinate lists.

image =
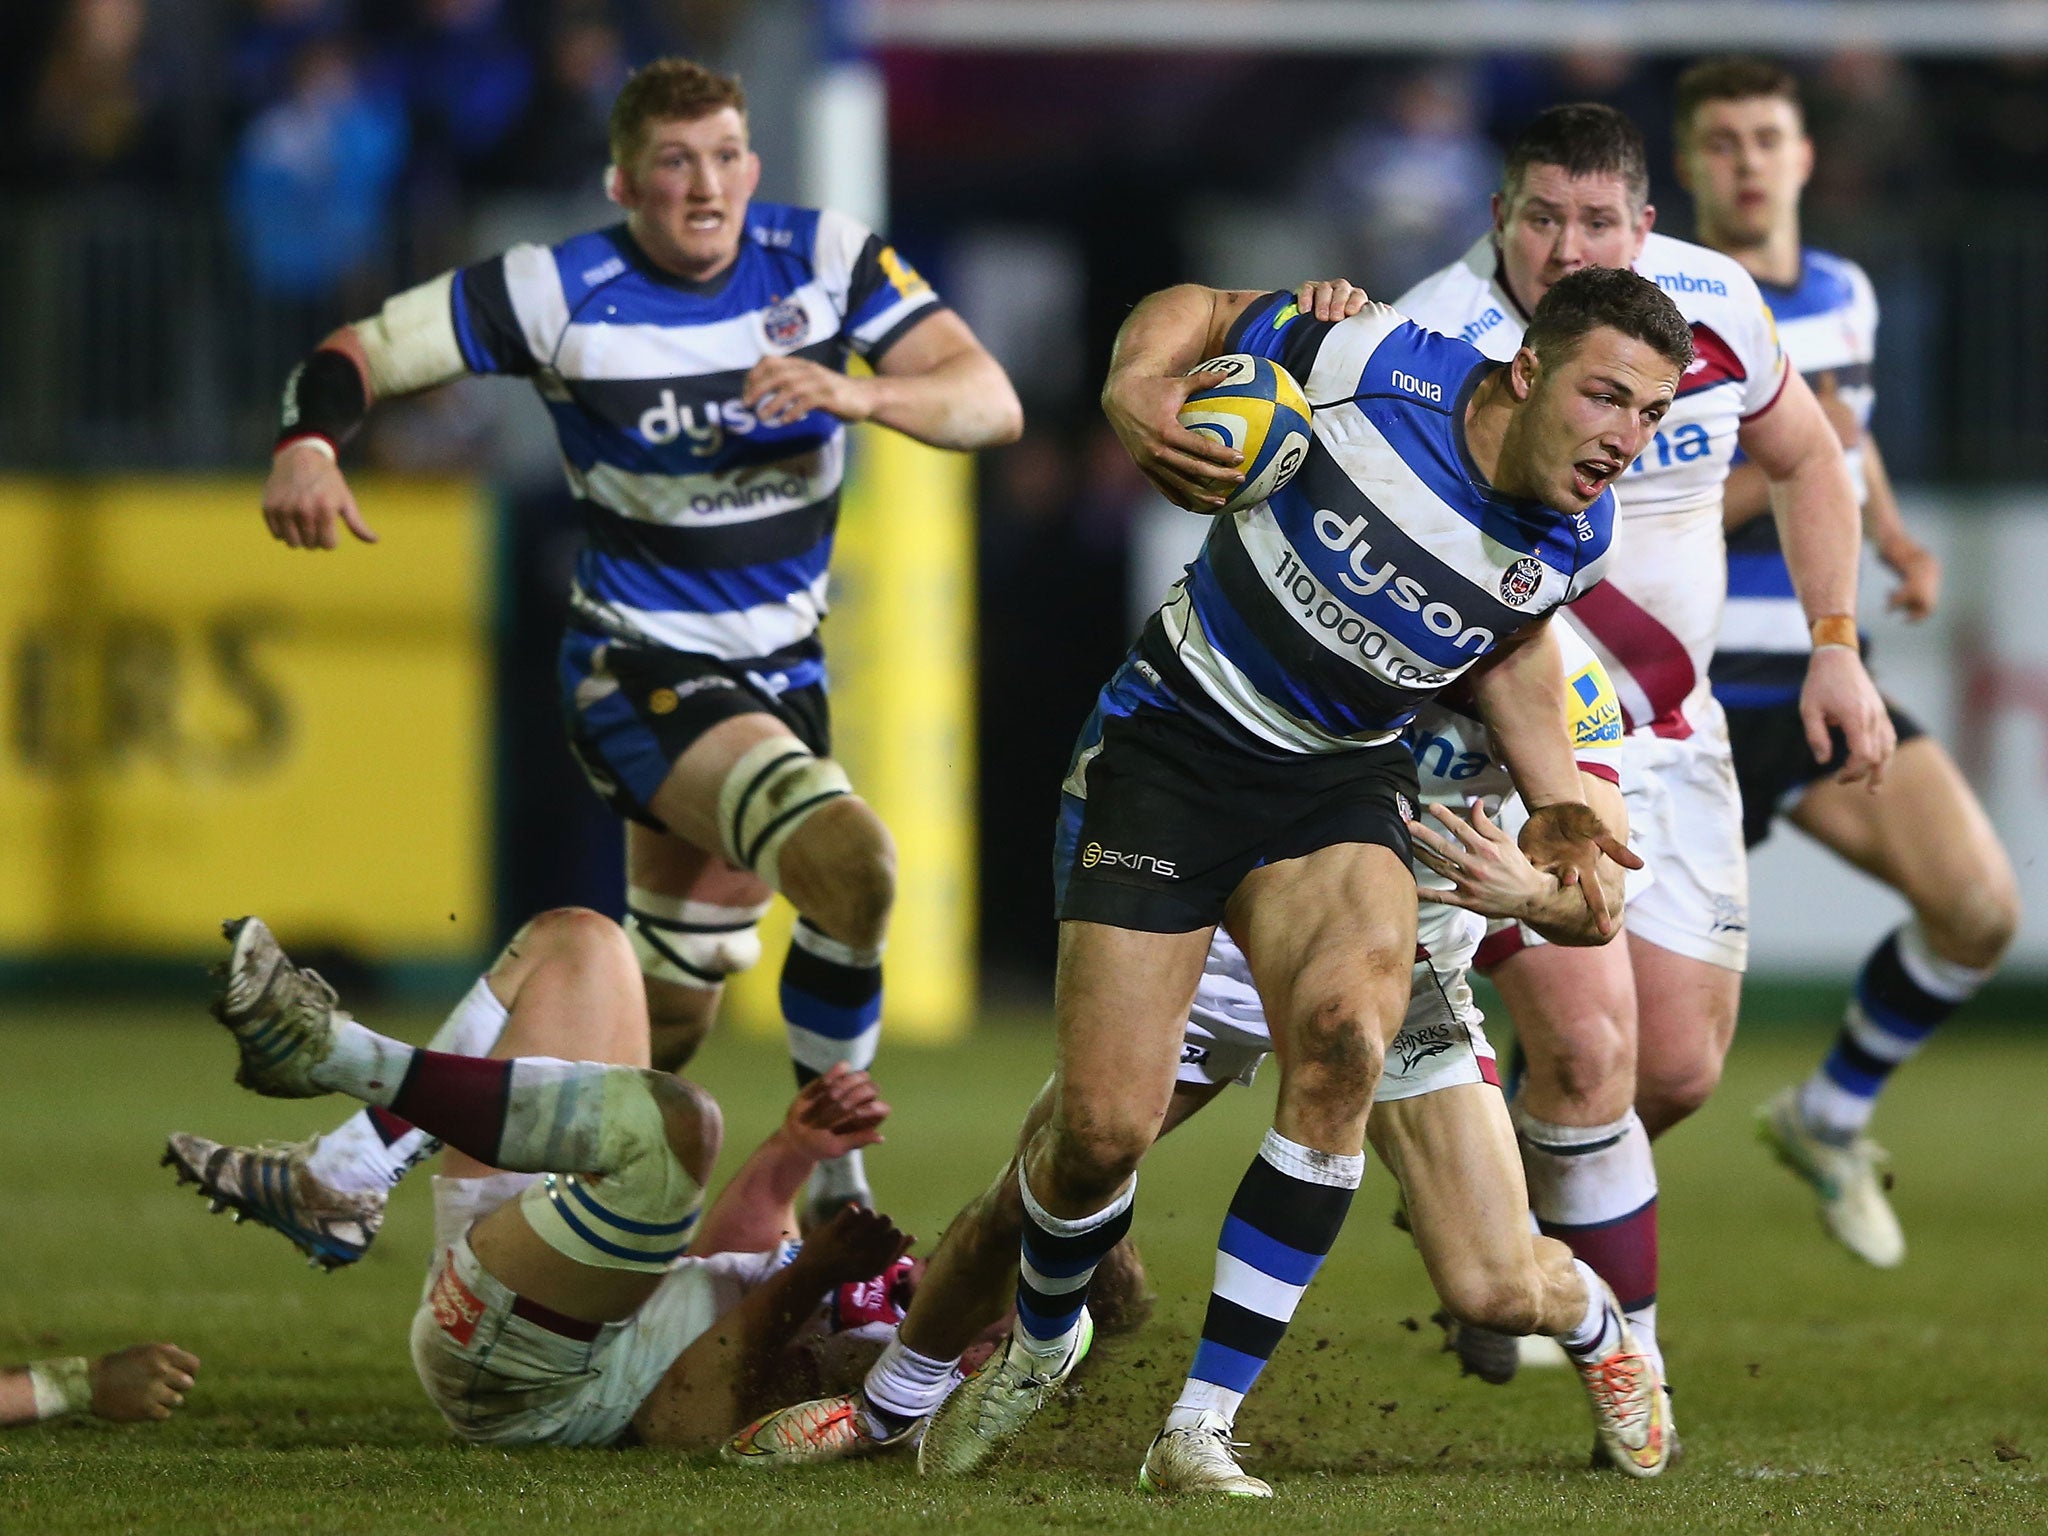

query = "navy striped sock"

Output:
[[1800, 923, 1984, 1139], [1015, 1169, 1134, 1356], [1172, 1129, 1362, 1427], [780, 919, 883, 1085]]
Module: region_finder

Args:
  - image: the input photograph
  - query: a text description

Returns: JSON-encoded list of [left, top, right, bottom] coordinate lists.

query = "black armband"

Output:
[[276, 347, 368, 453]]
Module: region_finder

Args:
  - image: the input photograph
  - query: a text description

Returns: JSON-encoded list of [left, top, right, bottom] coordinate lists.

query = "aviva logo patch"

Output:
[[1569, 663, 1623, 745]]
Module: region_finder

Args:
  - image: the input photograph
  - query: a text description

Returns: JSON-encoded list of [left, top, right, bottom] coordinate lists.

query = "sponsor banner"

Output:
[[718, 421, 977, 1041], [0, 476, 489, 958]]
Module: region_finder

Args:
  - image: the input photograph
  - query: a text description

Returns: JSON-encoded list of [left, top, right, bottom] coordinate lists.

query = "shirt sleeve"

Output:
[[1220, 290, 1331, 382], [448, 246, 553, 377], [1731, 272, 1792, 420], [810, 207, 944, 362]]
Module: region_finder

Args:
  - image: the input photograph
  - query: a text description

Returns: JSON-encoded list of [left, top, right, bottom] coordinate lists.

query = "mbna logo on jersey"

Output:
[[762, 297, 808, 349], [1499, 556, 1544, 609]]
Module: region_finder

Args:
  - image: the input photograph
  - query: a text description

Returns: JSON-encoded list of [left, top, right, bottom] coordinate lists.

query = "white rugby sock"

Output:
[[1559, 1259, 1622, 1359], [860, 1339, 959, 1435], [307, 977, 509, 1194]]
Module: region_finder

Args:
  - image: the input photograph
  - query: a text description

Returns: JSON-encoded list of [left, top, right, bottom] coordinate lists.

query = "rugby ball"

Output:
[[1178, 354, 1313, 515]]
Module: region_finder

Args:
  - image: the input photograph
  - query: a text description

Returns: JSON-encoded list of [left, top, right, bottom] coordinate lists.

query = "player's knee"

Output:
[[627, 887, 770, 999], [1045, 1112, 1150, 1202], [523, 906, 632, 966], [643, 1071, 723, 1187], [1921, 883, 2019, 973], [1531, 1013, 1635, 1115], [1440, 1265, 1544, 1337], [1289, 993, 1387, 1103], [793, 805, 897, 947], [1636, 1053, 1721, 1132]]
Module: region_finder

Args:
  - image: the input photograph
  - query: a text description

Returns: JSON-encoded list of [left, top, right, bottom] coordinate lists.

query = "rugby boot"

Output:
[[211, 916, 344, 1098], [1757, 1086, 1905, 1268], [1570, 1284, 1670, 1478], [724, 1391, 920, 1467], [162, 1133, 383, 1270], [917, 1309, 1094, 1477], [1434, 1311, 1521, 1385], [1139, 1411, 1272, 1498]]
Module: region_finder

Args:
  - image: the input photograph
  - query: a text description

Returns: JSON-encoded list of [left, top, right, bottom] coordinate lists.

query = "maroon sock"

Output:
[[366, 1106, 416, 1145], [1542, 1196, 1659, 1315], [387, 1052, 514, 1165]]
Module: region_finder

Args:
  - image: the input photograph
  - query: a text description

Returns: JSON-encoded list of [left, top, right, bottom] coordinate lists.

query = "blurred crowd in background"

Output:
[[4, 0, 2045, 985]]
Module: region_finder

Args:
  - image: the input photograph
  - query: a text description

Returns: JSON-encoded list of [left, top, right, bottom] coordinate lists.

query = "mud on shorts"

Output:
[[410, 1228, 796, 1448], [1181, 915, 1499, 1100], [559, 626, 831, 831], [1053, 654, 1416, 933]]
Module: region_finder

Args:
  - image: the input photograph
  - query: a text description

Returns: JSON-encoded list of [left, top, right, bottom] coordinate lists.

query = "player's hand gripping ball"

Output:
[[1178, 354, 1313, 515]]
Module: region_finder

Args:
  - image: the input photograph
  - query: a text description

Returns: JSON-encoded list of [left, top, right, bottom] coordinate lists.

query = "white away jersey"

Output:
[[1398, 232, 1790, 739], [1141, 290, 1615, 757], [449, 204, 941, 662]]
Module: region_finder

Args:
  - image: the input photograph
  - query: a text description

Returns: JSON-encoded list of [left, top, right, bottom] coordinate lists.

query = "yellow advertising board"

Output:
[[0, 477, 490, 959], [718, 425, 978, 1043]]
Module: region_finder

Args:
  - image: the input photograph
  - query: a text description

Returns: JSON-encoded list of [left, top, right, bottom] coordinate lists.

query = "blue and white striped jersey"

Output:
[[1140, 291, 1616, 756], [1712, 249, 1879, 709], [449, 203, 942, 662]]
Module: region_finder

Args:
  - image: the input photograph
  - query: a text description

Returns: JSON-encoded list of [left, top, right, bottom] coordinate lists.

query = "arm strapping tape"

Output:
[[275, 271, 470, 452], [28, 1356, 92, 1421]]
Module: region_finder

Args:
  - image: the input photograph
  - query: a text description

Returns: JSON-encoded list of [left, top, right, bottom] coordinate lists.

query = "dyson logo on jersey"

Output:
[[1310, 509, 1495, 651], [638, 391, 771, 455]]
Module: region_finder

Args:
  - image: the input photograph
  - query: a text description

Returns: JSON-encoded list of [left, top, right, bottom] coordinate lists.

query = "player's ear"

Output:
[[1633, 202, 1656, 249], [1489, 191, 1507, 236], [604, 164, 632, 207], [1508, 345, 1540, 401], [739, 149, 763, 202], [1794, 133, 1815, 191]]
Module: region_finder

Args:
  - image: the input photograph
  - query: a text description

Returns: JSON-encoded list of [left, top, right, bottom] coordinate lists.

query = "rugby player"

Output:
[[730, 623, 1674, 1489], [2, 1344, 199, 1429], [171, 57, 1022, 1257], [178, 910, 926, 1449], [721, 266, 1692, 1494], [1395, 103, 1893, 1398], [1677, 58, 2019, 1267]]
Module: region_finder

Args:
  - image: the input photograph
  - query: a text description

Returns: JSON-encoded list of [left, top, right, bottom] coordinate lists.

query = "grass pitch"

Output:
[[2, 988, 2044, 1534]]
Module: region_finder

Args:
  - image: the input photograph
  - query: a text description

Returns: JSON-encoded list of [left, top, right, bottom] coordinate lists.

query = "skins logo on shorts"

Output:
[[762, 296, 809, 348], [430, 1260, 486, 1347], [1499, 555, 1545, 608], [648, 688, 679, 715], [1081, 841, 1178, 878]]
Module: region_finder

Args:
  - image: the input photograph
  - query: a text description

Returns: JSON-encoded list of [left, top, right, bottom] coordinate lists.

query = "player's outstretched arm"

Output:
[[1469, 620, 1639, 935], [0, 1345, 200, 1427], [687, 1064, 890, 1257], [743, 310, 1023, 451], [1100, 283, 1271, 510], [1738, 368, 1894, 784], [264, 269, 479, 551], [1412, 774, 1629, 945]]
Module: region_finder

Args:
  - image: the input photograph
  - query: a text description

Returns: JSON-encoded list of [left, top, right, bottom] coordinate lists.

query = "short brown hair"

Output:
[[608, 58, 747, 167], [1674, 57, 1802, 139], [1525, 266, 1695, 374], [1503, 104, 1650, 211]]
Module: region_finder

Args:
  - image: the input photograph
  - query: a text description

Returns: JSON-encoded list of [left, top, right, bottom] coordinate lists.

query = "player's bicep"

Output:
[[351, 271, 471, 400], [1736, 368, 1839, 483], [870, 306, 976, 377]]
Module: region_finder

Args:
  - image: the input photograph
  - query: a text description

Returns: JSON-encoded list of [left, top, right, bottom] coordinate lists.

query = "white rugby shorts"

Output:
[[1473, 728, 1740, 975], [410, 1182, 793, 1448], [1182, 921, 1499, 1101]]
